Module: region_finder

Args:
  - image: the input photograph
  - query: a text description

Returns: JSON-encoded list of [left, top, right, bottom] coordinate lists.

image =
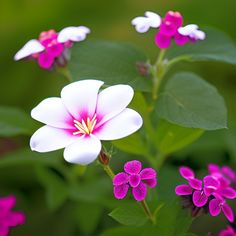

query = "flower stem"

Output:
[[141, 200, 156, 224], [103, 164, 115, 180], [57, 66, 73, 83]]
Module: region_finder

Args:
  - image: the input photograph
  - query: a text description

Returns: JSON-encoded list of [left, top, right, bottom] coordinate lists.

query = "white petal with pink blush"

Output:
[[30, 80, 143, 165], [14, 39, 45, 60], [178, 24, 206, 40]]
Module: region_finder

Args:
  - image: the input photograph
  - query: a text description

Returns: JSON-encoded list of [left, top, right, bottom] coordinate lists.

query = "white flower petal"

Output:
[[96, 85, 134, 125], [58, 26, 91, 43], [30, 125, 75, 152], [131, 17, 151, 33], [31, 97, 74, 129], [145, 11, 161, 28], [95, 108, 143, 140], [194, 30, 206, 40], [61, 80, 104, 120], [178, 24, 198, 36], [14, 39, 45, 60], [64, 135, 101, 165]]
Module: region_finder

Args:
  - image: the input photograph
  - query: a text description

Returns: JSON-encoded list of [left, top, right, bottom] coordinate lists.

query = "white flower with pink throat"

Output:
[[30, 80, 143, 165]]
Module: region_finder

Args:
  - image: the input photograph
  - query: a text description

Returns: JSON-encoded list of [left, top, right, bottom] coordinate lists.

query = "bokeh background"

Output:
[[0, 0, 236, 235]]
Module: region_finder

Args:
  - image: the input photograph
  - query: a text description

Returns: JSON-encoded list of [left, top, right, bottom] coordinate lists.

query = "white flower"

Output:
[[131, 11, 161, 33], [30, 80, 143, 165], [178, 24, 206, 41], [57, 26, 91, 43]]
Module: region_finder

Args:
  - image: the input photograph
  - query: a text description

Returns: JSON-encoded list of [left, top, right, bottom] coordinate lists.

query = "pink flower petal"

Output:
[[113, 172, 129, 186], [222, 203, 234, 222], [208, 163, 220, 174], [132, 182, 147, 201], [209, 198, 221, 217], [192, 191, 208, 207], [164, 11, 183, 28], [7, 212, 26, 227], [203, 175, 220, 196], [222, 166, 236, 181], [0, 196, 16, 212], [113, 184, 129, 199], [0, 223, 9, 236], [155, 32, 172, 49], [220, 187, 236, 199], [124, 160, 142, 175], [46, 42, 64, 58], [143, 178, 157, 188], [175, 32, 189, 46], [175, 184, 192, 196], [188, 178, 202, 191], [179, 166, 195, 179], [140, 168, 156, 180], [159, 21, 177, 37], [61, 80, 104, 120], [38, 52, 54, 69], [129, 174, 141, 188]]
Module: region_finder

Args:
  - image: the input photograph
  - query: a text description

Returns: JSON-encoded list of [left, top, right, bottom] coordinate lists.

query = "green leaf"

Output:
[[68, 40, 151, 91], [156, 119, 204, 155], [36, 166, 68, 210], [109, 203, 148, 226], [156, 72, 227, 130], [0, 106, 35, 137], [167, 28, 236, 65], [101, 226, 141, 236]]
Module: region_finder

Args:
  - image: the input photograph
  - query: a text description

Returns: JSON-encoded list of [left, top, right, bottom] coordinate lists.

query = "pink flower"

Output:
[[30, 80, 143, 165], [219, 225, 236, 236], [132, 10, 205, 49], [113, 160, 157, 201], [0, 195, 25, 236], [14, 26, 90, 69]]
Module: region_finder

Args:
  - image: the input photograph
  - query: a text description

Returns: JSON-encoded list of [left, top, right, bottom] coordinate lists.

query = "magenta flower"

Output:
[[131, 11, 205, 49], [113, 160, 157, 201], [0, 195, 25, 236], [14, 26, 90, 69], [219, 225, 236, 236], [30, 80, 143, 165]]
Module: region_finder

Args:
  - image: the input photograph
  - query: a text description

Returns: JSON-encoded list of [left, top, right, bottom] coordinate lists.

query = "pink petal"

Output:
[[220, 187, 236, 199], [38, 52, 54, 69], [0, 196, 16, 212], [132, 182, 147, 201], [0, 223, 9, 236], [124, 160, 142, 175], [7, 212, 26, 226], [179, 166, 195, 179], [164, 11, 183, 28], [140, 168, 156, 180], [159, 21, 177, 37], [155, 32, 172, 49], [188, 178, 202, 191], [192, 191, 208, 207], [203, 175, 220, 196], [143, 178, 157, 188], [208, 163, 220, 174], [222, 166, 236, 181], [222, 203, 234, 222], [175, 184, 192, 196], [113, 184, 129, 199], [113, 172, 129, 186], [175, 32, 189, 46], [209, 198, 221, 216], [46, 42, 64, 58], [129, 174, 141, 188]]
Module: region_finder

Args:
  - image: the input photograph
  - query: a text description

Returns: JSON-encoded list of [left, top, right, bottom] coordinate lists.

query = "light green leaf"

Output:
[[109, 203, 148, 226], [0, 106, 35, 137], [156, 119, 204, 155], [36, 166, 68, 210], [68, 40, 151, 91], [156, 72, 227, 130], [167, 28, 236, 65]]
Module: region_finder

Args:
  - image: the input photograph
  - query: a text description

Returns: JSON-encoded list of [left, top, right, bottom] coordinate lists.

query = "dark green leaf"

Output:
[[156, 72, 227, 130], [156, 119, 204, 155], [109, 203, 148, 226], [167, 28, 236, 65], [0, 106, 35, 137], [101, 226, 141, 236], [68, 40, 151, 91]]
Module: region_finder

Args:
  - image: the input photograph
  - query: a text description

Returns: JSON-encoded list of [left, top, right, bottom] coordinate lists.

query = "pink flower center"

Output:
[[73, 114, 97, 135]]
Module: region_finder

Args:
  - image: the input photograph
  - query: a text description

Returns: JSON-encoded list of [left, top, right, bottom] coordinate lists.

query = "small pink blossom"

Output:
[[30, 80, 143, 165], [132, 10, 205, 49], [113, 160, 157, 201], [219, 225, 236, 236], [14, 26, 90, 70], [0, 195, 25, 236]]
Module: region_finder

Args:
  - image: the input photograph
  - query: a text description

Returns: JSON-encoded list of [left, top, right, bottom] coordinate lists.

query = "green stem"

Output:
[[57, 66, 73, 82], [103, 164, 115, 180], [141, 200, 156, 224], [155, 152, 167, 170]]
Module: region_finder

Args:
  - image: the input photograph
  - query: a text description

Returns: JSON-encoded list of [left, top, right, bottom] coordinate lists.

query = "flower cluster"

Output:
[[113, 160, 157, 201], [132, 11, 205, 49], [175, 165, 236, 222], [219, 225, 236, 236], [30, 80, 143, 165], [0, 195, 25, 236], [14, 26, 90, 69]]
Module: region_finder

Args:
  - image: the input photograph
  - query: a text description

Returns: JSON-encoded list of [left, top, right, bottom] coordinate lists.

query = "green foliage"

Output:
[[109, 203, 148, 226], [156, 119, 204, 155], [68, 40, 151, 91], [0, 106, 35, 137], [156, 72, 227, 130], [166, 28, 236, 65], [36, 166, 69, 210]]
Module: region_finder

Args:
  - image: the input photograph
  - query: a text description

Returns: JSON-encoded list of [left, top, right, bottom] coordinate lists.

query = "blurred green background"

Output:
[[1, 0, 236, 235]]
